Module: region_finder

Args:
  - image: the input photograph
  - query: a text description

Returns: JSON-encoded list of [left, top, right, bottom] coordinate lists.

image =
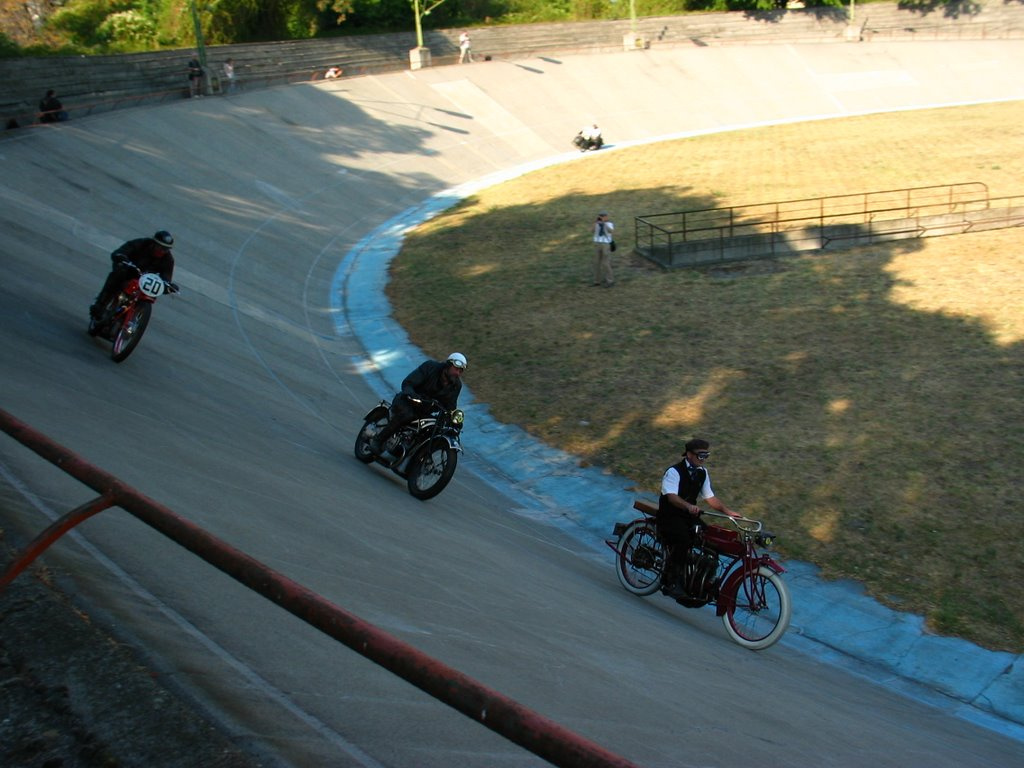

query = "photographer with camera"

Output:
[[591, 211, 615, 288]]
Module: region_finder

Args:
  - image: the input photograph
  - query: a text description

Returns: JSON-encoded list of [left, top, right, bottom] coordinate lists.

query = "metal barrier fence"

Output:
[[0, 407, 639, 768], [634, 182, 1024, 268], [863, 20, 1024, 42]]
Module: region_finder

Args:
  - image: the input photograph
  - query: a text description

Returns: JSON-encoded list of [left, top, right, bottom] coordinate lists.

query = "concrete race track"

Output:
[[2, 41, 1023, 767]]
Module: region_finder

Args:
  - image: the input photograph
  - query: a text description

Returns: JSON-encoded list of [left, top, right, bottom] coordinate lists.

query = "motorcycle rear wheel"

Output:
[[406, 440, 458, 500], [111, 302, 151, 363], [721, 567, 791, 651], [614, 520, 664, 596]]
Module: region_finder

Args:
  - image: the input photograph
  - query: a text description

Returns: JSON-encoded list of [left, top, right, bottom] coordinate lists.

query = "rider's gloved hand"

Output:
[[166, 282, 180, 294]]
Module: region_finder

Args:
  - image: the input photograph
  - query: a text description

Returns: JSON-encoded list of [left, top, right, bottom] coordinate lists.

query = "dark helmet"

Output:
[[153, 230, 174, 249]]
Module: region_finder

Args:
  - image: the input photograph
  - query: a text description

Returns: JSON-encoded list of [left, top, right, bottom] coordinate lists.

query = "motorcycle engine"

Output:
[[385, 432, 407, 459], [680, 548, 719, 605]]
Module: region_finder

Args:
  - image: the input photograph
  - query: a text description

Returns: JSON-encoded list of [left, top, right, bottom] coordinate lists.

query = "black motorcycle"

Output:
[[572, 132, 603, 152], [354, 396, 464, 500]]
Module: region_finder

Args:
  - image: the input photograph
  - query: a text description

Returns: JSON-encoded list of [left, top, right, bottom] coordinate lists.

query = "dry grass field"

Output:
[[389, 101, 1024, 652]]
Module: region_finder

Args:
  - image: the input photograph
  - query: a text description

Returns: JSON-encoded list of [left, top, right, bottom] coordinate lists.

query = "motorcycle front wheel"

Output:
[[614, 520, 664, 596], [111, 302, 152, 363], [721, 567, 791, 651], [353, 413, 388, 464], [406, 440, 458, 500]]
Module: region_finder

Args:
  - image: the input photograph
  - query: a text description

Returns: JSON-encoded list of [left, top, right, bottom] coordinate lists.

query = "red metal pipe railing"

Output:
[[0, 407, 640, 768], [0, 493, 116, 590]]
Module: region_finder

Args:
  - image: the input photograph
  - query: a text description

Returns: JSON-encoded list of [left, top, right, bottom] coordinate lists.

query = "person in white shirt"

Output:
[[591, 211, 615, 287], [223, 59, 236, 93], [657, 438, 739, 599], [576, 123, 603, 151], [459, 32, 474, 63]]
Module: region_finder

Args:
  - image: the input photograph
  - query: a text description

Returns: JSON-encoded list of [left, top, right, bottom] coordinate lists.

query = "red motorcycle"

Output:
[[87, 262, 178, 363], [607, 500, 792, 650]]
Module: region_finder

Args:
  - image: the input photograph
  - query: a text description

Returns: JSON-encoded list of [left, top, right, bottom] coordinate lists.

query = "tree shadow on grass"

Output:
[[392, 187, 1024, 651]]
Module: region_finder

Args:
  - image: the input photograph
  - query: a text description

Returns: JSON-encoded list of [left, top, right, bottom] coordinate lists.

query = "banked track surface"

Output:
[[2, 42, 1023, 768]]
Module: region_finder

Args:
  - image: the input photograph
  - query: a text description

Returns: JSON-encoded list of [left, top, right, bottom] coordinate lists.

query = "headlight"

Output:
[[451, 409, 464, 425]]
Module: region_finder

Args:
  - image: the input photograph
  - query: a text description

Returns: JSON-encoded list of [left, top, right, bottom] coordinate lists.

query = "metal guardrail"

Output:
[[634, 183, 1024, 268], [0, 407, 639, 768], [863, 21, 1024, 42]]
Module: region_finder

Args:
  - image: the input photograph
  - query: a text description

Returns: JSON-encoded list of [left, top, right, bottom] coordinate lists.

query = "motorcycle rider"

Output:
[[90, 230, 177, 319], [657, 438, 738, 599], [370, 352, 467, 459], [574, 123, 603, 151]]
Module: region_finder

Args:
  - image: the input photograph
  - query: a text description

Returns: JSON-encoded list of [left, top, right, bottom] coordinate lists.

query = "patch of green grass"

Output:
[[389, 102, 1024, 652]]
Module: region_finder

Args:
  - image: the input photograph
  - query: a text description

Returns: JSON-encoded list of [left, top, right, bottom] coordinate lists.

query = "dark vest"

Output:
[[658, 461, 707, 516]]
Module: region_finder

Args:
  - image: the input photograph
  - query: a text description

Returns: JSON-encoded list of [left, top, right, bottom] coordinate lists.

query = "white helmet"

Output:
[[446, 352, 468, 370]]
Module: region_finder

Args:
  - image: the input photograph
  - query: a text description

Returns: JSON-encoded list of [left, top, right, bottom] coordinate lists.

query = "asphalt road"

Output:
[[2, 42, 1023, 767]]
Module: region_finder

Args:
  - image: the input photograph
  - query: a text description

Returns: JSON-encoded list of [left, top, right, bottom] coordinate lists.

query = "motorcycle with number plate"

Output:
[[607, 500, 792, 650], [354, 396, 464, 500], [87, 262, 179, 363]]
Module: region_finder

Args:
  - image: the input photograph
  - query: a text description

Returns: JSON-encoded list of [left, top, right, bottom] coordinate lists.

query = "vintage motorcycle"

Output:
[[572, 132, 604, 152], [87, 262, 179, 363], [354, 396, 464, 500], [607, 500, 792, 650]]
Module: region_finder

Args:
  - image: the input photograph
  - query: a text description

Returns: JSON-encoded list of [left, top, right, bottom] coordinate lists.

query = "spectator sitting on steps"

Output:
[[187, 53, 204, 98], [39, 90, 68, 123]]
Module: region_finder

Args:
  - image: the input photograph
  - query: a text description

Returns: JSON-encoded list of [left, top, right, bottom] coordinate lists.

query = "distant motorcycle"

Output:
[[607, 500, 792, 650], [87, 262, 178, 363], [354, 396, 464, 500], [573, 131, 604, 152]]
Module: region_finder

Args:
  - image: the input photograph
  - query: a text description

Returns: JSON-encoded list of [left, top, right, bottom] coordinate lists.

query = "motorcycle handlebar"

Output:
[[118, 261, 179, 294], [407, 395, 443, 409], [700, 509, 763, 533]]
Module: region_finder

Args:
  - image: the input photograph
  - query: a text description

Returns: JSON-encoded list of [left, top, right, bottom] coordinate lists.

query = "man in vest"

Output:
[[657, 438, 738, 599]]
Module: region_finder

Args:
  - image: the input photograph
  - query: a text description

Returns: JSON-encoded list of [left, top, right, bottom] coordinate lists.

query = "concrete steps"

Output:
[[2, 1, 1022, 126]]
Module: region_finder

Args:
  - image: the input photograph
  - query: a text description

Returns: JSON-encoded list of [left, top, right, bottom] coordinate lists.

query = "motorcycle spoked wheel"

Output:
[[354, 411, 389, 464], [720, 566, 792, 651], [405, 439, 458, 500], [111, 302, 152, 363], [614, 520, 664, 596]]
